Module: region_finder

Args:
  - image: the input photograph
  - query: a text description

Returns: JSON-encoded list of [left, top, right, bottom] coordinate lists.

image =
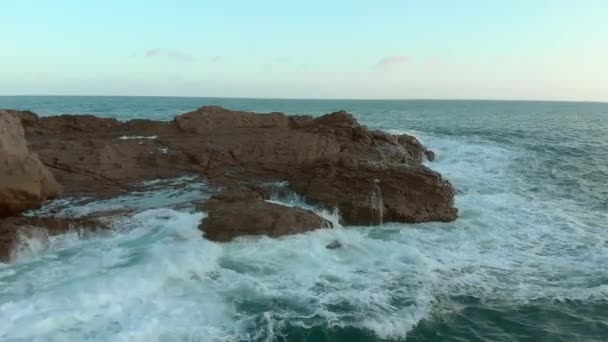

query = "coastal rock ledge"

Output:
[[0, 106, 458, 260]]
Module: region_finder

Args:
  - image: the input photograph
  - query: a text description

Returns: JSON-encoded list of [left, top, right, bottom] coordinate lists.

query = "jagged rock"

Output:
[[0, 111, 29, 155], [198, 189, 331, 241], [313, 110, 360, 128], [2, 109, 39, 127], [0, 106, 460, 263], [174, 105, 289, 133], [5, 106, 458, 226], [33, 114, 121, 134], [0, 111, 62, 217], [289, 158, 458, 225]]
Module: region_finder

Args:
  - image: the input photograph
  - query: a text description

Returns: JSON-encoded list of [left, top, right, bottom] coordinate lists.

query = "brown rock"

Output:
[[174, 106, 289, 133], [2, 105, 459, 260], [2, 106, 457, 228], [289, 158, 458, 225], [34, 114, 121, 134], [199, 189, 331, 241], [397, 134, 427, 163], [2, 109, 40, 129], [313, 110, 360, 129], [0, 111, 63, 217]]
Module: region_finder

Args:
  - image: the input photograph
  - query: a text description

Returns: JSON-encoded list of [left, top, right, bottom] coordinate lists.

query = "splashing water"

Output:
[[371, 179, 384, 225]]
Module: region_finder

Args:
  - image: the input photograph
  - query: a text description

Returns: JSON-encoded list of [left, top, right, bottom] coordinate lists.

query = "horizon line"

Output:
[[0, 94, 607, 104]]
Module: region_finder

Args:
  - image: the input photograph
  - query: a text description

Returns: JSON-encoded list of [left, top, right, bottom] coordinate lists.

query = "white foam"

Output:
[[28, 176, 211, 218], [118, 135, 158, 140]]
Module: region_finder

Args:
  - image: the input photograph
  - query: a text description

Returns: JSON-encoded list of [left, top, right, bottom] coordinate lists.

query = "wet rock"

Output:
[[289, 158, 458, 225], [0, 111, 62, 217], [2, 106, 457, 228], [425, 149, 436, 162], [326, 240, 343, 249], [397, 134, 427, 163], [198, 189, 331, 241]]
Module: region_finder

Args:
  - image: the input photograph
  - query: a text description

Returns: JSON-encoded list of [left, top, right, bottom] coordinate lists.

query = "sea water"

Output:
[[0, 97, 607, 341]]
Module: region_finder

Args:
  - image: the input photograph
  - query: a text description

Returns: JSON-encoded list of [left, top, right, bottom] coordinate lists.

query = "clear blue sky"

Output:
[[1, 0, 607, 101]]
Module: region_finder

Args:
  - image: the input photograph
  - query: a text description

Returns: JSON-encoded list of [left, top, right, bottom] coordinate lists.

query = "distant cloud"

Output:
[[210, 56, 221, 63], [145, 48, 195, 63], [376, 55, 409, 69]]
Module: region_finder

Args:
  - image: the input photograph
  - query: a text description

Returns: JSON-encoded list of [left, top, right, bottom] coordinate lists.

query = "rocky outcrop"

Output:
[[174, 105, 289, 133], [199, 189, 331, 241], [2, 109, 39, 127], [0, 111, 62, 217], [289, 157, 457, 225], [4, 106, 457, 230]]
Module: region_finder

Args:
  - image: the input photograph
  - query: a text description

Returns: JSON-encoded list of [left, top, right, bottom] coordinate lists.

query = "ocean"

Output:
[[0, 96, 607, 341]]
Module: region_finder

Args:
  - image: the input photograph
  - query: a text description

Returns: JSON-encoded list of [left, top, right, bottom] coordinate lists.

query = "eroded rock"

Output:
[[174, 106, 289, 133], [198, 189, 331, 241], [0, 111, 62, 217], [3, 106, 458, 232], [289, 158, 458, 225]]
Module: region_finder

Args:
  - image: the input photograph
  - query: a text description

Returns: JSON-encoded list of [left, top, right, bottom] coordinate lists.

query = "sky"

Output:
[[1, 0, 607, 101]]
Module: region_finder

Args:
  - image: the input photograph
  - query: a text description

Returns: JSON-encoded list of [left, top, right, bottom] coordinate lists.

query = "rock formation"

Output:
[[0, 110, 62, 217], [0, 105, 459, 261], [199, 189, 330, 241], [289, 158, 457, 225]]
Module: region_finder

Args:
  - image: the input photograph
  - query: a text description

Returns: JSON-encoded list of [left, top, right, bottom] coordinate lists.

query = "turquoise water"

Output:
[[0, 96, 607, 341]]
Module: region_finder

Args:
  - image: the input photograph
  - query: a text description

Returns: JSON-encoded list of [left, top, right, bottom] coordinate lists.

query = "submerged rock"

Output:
[[0, 111, 62, 217], [198, 189, 331, 241], [326, 240, 343, 249]]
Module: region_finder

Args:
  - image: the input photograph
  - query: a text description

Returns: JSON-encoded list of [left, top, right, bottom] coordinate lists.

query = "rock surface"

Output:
[[289, 158, 457, 225], [199, 189, 331, 241], [0, 105, 458, 255], [0, 111, 62, 217], [174, 105, 289, 133]]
